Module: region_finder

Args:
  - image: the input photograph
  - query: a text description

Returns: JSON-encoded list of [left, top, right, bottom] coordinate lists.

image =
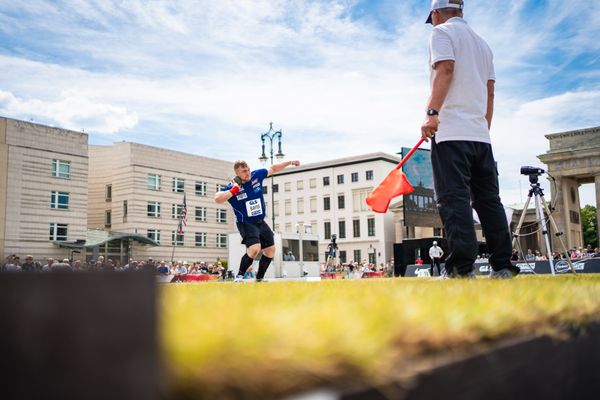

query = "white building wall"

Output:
[[269, 153, 401, 266], [1, 118, 88, 261]]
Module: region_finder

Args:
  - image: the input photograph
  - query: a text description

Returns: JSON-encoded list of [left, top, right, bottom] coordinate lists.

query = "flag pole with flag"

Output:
[[366, 138, 425, 213], [171, 193, 188, 263]]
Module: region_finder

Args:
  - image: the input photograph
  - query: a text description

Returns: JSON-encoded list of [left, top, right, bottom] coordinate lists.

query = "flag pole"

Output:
[[171, 193, 188, 264]]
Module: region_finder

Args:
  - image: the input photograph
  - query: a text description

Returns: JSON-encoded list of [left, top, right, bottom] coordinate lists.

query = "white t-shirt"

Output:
[[429, 246, 443, 258], [429, 17, 495, 143]]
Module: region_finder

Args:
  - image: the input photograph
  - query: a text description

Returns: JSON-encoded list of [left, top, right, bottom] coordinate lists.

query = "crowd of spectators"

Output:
[[1, 254, 228, 276], [320, 259, 393, 279]]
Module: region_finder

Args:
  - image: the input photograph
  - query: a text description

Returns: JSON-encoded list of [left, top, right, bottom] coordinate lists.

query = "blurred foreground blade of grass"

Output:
[[161, 275, 600, 399]]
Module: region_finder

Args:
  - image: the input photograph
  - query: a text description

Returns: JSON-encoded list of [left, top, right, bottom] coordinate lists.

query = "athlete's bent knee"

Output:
[[247, 245, 261, 259], [262, 245, 276, 258]]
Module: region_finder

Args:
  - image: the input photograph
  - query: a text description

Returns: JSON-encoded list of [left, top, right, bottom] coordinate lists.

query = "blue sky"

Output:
[[0, 0, 598, 206]]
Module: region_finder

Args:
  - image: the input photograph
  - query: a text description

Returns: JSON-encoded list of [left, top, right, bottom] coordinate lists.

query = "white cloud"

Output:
[[0, 0, 598, 207], [0, 89, 138, 134]]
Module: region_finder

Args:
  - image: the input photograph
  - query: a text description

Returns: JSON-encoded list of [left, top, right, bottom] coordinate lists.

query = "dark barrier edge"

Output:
[[285, 321, 600, 400]]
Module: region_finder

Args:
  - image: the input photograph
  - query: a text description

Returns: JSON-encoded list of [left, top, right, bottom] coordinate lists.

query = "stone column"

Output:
[[596, 175, 600, 246]]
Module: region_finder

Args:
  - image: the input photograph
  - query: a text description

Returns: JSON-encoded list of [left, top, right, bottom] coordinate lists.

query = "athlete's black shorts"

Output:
[[236, 220, 275, 248]]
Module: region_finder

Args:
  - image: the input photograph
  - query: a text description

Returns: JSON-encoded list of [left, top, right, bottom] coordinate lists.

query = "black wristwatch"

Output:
[[426, 108, 439, 116]]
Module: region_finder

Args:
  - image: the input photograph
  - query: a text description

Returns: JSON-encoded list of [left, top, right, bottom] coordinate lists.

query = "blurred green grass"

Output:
[[160, 275, 600, 399]]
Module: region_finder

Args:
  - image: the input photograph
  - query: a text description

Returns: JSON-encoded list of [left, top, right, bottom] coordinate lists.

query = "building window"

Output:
[[285, 223, 292, 233], [172, 204, 184, 219], [148, 174, 161, 190], [123, 200, 128, 222], [353, 219, 361, 238], [353, 188, 370, 212], [297, 198, 304, 214], [323, 196, 330, 211], [273, 184, 279, 193], [368, 218, 376, 237], [105, 184, 112, 201], [309, 178, 316, 188], [310, 197, 317, 213], [297, 180, 304, 190], [339, 250, 347, 264], [284, 182, 291, 192], [324, 221, 331, 240], [49, 223, 68, 241], [338, 194, 345, 209], [105, 210, 111, 228], [216, 233, 228, 248], [285, 199, 292, 215], [337, 174, 344, 184], [366, 170, 373, 180], [171, 231, 184, 246], [195, 181, 207, 196], [323, 176, 330, 186], [50, 191, 69, 209], [195, 206, 207, 222], [51, 159, 70, 179], [216, 183, 226, 192], [195, 232, 207, 247], [147, 229, 160, 244], [147, 201, 161, 217], [217, 209, 228, 223], [273, 200, 279, 217], [338, 220, 346, 239], [351, 172, 359, 182], [172, 177, 185, 193], [262, 186, 268, 195], [354, 249, 361, 263]]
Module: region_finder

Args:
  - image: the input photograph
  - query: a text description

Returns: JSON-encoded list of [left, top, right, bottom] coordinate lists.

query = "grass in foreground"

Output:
[[160, 275, 600, 399]]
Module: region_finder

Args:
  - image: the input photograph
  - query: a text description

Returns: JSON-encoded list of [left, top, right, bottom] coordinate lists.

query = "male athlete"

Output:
[[215, 159, 300, 281]]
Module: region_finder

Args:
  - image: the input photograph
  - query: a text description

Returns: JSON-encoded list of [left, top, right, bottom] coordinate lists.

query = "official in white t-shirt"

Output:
[[421, 0, 519, 279], [429, 241, 444, 276]]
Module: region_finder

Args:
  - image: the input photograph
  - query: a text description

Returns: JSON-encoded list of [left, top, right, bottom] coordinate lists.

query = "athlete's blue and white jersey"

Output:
[[223, 168, 269, 223]]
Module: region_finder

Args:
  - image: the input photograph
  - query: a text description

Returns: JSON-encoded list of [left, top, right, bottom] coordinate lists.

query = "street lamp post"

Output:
[[259, 122, 284, 230]]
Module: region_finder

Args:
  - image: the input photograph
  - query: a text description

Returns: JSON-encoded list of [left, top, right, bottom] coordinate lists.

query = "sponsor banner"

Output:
[[404, 258, 600, 277]]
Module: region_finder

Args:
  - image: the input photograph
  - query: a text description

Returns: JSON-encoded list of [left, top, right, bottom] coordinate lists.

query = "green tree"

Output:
[[581, 205, 598, 248]]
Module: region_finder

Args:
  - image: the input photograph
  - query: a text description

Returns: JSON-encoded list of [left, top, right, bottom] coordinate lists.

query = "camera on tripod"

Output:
[[327, 234, 338, 258], [520, 166, 546, 184]]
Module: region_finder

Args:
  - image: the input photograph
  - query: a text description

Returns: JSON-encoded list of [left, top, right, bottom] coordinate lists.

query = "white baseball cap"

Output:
[[426, 0, 464, 24], [433, 241, 438, 245]]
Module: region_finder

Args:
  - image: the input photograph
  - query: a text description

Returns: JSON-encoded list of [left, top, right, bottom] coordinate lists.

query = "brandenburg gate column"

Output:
[[596, 174, 600, 246]]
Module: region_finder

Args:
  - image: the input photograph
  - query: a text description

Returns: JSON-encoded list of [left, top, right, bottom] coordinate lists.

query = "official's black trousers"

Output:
[[431, 139, 514, 276]]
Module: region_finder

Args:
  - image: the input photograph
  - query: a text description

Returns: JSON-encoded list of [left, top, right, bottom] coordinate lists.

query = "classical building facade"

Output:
[[538, 126, 600, 249], [268, 153, 401, 265], [88, 142, 235, 263], [0, 117, 88, 261]]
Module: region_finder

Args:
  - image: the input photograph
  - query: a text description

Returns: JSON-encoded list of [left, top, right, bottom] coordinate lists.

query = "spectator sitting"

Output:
[[2, 262, 21, 272], [156, 260, 169, 274], [21, 255, 36, 272], [175, 261, 187, 275], [52, 261, 73, 272], [525, 249, 535, 261], [42, 258, 55, 272], [511, 250, 519, 261], [416, 258, 424, 265]]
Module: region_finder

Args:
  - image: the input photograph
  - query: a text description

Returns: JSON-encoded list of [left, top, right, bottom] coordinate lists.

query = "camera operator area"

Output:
[[398, 127, 600, 277]]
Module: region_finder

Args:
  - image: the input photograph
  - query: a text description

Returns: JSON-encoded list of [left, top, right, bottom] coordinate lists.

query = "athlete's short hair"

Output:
[[234, 160, 249, 171]]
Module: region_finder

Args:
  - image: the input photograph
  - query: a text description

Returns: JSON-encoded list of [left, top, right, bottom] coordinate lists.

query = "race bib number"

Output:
[[245, 199, 263, 217]]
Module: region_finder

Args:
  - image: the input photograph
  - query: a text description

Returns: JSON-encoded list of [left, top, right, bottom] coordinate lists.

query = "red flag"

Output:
[[366, 138, 425, 213]]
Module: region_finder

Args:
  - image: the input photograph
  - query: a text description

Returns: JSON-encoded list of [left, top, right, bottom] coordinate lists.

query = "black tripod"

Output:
[[512, 170, 575, 275]]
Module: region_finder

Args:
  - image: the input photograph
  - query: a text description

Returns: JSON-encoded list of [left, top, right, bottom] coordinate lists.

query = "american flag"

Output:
[[178, 193, 188, 235]]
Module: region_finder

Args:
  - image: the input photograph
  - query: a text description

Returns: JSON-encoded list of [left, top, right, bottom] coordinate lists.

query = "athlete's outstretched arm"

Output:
[[268, 160, 300, 176]]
